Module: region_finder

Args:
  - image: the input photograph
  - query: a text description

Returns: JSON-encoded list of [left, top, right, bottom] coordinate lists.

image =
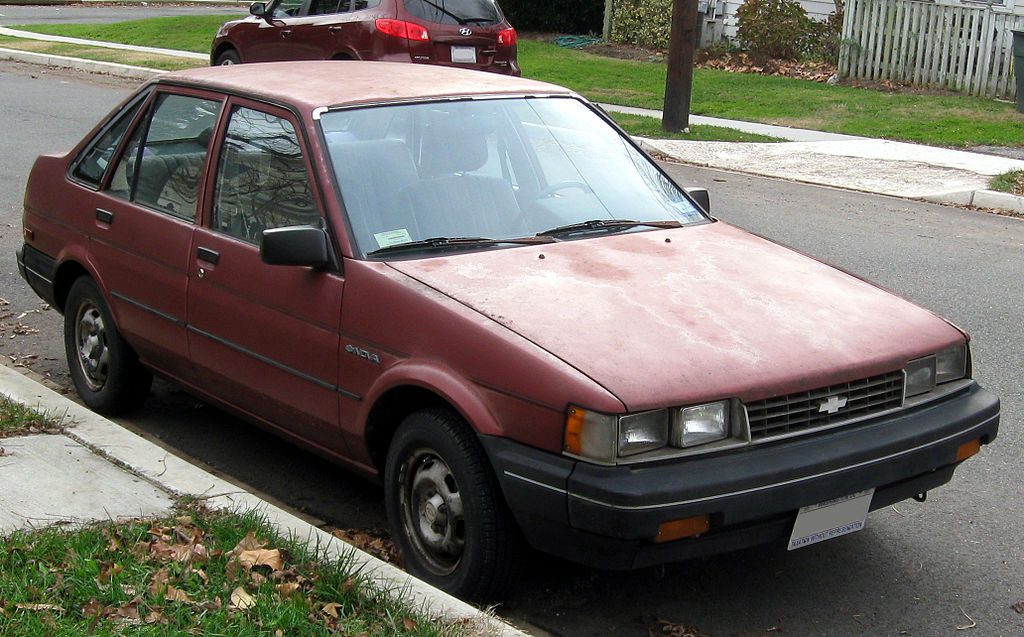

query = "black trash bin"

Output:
[[1014, 30, 1024, 112]]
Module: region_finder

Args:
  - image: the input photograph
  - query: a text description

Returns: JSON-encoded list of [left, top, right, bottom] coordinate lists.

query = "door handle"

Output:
[[329, 25, 342, 34], [197, 247, 220, 265], [95, 208, 114, 224], [281, 29, 292, 38]]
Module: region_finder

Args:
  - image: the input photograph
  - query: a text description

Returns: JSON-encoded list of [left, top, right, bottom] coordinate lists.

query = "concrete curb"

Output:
[[0, 46, 164, 78], [0, 364, 528, 637]]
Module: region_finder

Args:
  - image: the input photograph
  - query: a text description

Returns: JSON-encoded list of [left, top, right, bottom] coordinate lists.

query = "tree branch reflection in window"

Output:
[[214, 107, 320, 243]]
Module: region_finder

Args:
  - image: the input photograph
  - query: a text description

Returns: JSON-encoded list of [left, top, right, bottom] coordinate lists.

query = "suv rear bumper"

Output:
[[480, 382, 999, 570]]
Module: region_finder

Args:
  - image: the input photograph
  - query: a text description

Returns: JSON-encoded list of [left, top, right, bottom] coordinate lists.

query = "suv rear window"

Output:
[[403, 0, 501, 25]]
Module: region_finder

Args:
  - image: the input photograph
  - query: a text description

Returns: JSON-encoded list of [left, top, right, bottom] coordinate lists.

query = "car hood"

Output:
[[386, 222, 964, 411]]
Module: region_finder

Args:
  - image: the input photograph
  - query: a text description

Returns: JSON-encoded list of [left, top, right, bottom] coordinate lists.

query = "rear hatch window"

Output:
[[403, 0, 502, 25]]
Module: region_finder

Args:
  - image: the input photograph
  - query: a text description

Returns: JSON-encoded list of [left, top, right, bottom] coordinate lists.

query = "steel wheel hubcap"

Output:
[[75, 303, 109, 391], [400, 450, 464, 575]]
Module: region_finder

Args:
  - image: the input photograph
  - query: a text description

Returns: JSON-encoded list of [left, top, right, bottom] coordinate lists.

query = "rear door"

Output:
[[186, 98, 348, 454], [83, 88, 224, 384]]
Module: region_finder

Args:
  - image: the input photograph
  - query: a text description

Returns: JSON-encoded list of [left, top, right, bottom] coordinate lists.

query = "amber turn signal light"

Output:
[[955, 439, 981, 462], [564, 407, 586, 455], [655, 515, 710, 543]]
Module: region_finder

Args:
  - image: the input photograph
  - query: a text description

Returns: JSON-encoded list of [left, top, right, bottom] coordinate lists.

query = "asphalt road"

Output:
[[0, 4, 245, 26], [1, 62, 1021, 637]]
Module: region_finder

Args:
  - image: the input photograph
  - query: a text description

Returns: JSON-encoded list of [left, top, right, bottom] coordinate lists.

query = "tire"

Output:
[[385, 408, 522, 601], [215, 49, 241, 66], [64, 276, 152, 414]]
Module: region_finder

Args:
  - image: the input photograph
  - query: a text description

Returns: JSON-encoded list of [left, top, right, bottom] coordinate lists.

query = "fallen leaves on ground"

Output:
[[1012, 599, 1024, 614], [330, 528, 400, 564], [652, 619, 707, 637], [695, 51, 837, 82]]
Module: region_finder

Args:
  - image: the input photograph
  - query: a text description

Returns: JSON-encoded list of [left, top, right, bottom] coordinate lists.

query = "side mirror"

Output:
[[249, 2, 268, 17], [260, 226, 329, 268], [685, 187, 711, 214]]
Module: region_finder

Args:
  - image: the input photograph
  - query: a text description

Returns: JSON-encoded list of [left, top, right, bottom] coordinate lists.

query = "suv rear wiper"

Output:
[[536, 219, 681, 238], [367, 235, 554, 257], [417, 0, 470, 24]]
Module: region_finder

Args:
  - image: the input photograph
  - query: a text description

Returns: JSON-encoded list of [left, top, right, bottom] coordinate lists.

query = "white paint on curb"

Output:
[[0, 364, 528, 637], [0, 47, 164, 79], [0, 26, 208, 60]]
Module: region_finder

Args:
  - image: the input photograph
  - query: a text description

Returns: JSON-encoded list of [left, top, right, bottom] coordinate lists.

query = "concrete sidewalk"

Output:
[[0, 27, 1022, 213], [0, 364, 526, 637], [600, 103, 1024, 213]]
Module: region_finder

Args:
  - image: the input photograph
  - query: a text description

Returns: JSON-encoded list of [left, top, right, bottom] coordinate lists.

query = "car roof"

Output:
[[159, 61, 576, 112]]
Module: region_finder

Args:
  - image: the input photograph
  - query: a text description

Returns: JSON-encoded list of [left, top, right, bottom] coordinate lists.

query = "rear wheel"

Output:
[[64, 276, 152, 414], [215, 49, 241, 66], [384, 408, 522, 601]]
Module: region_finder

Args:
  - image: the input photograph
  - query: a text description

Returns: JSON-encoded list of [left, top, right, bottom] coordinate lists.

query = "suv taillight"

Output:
[[497, 27, 517, 46], [375, 19, 430, 41]]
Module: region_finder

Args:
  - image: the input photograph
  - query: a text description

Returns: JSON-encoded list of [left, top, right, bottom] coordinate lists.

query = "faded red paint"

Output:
[[389, 222, 965, 411]]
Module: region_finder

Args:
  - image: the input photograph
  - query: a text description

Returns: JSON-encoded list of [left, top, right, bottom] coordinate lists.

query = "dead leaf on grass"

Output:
[[230, 586, 256, 610], [276, 581, 300, 598], [237, 548, 283, 571], [321, 602, 342, 619], [402, 617, 417, 630]]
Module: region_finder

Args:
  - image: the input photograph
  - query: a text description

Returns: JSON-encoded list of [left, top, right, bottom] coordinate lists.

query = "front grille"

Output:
[[745, 371, 905, 440]]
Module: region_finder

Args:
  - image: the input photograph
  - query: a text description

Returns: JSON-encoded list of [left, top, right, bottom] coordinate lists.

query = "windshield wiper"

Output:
[[536, 219, 682, 238], [367, 235, 554, 257]]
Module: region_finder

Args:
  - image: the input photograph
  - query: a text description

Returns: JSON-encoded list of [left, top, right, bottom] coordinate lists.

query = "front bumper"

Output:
[[481, 382, 999, 570]]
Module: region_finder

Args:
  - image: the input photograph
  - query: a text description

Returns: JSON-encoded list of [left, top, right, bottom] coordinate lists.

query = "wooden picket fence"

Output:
[[839, 0, 1024, 99]]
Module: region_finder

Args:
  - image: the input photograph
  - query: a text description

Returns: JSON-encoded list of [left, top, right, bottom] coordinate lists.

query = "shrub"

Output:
[[500, 0, 605, 35], [607, 0, 673, 49], [736, 0, 817, 61]]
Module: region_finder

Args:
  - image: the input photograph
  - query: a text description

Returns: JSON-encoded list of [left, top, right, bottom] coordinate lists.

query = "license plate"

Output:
[[451, 46, 477, 64], [787, 489, 873, 550]]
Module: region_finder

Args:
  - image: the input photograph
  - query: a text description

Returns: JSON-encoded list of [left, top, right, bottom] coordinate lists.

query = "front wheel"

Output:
[[384, 408, 522, 601], [63, 276, 152, 414]]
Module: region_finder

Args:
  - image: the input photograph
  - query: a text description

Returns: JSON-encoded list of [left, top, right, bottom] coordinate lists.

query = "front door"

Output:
[[186, 98, 347, 454]]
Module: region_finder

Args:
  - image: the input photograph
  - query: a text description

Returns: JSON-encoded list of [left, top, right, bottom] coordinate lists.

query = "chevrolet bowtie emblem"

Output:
[[819, 395, 848, 414]]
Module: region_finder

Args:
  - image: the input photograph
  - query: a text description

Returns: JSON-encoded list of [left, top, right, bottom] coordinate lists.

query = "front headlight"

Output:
[[564, 406, 668, 464], [672, 401, 729, 447], [906, 343, 969, 397], [564, 401, 736, 464]]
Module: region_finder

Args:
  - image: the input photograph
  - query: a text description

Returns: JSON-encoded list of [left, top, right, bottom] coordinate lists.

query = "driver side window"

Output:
[[273, 0, 306, 17], [213, 106, 320, 244]]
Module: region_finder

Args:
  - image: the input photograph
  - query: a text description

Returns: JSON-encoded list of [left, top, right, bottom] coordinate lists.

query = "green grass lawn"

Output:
[[0, 505, 467, 636], [12, 16, 1024, 147], [989, 170, 1023, 195], [13, 14, 235, 54]]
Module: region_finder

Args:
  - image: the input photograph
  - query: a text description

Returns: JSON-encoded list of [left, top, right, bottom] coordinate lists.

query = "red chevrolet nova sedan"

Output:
[[18, 62, 999, 601]]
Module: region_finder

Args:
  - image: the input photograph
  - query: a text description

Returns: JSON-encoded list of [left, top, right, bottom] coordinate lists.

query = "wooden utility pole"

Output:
[[662, 0, 700, 132]]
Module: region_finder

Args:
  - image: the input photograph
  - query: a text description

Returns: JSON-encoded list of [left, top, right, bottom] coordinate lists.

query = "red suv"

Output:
[[210, 0, 520, 75]]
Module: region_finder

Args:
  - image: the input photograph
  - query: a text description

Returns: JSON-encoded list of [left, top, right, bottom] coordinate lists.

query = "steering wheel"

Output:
[[537, 180, 594, 199]]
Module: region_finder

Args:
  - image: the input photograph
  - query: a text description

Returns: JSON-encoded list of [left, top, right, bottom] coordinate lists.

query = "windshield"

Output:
[[403, 0, 501, 24], [320, 97, 707, 257]]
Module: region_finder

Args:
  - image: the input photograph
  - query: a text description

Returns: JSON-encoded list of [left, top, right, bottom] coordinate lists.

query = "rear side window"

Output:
[[107, 93, 223, 222], [71, 92, 149, 187], [403, 0, 500, 24]]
